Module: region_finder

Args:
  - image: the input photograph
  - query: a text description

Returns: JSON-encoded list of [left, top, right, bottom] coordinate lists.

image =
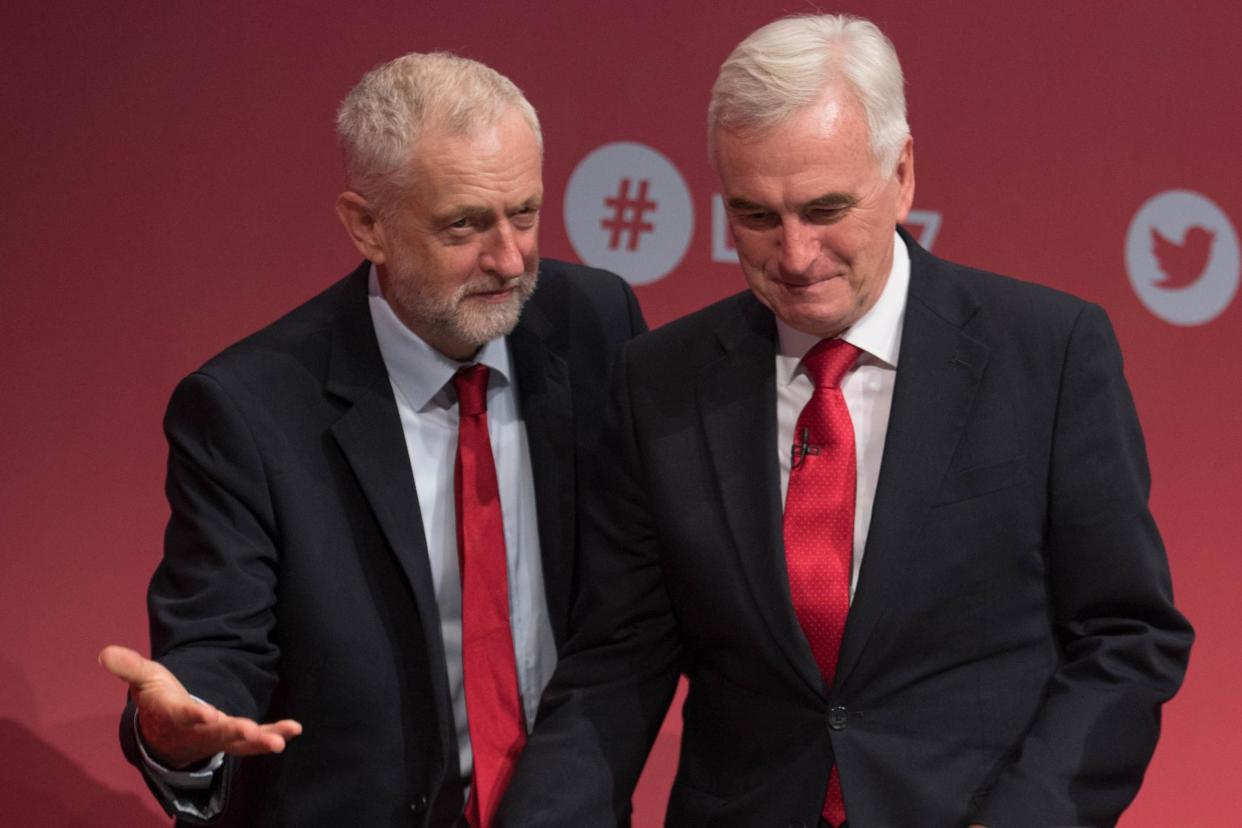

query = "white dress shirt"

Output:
[[368, 266, 557, 779], [776, 232, 910, 600]]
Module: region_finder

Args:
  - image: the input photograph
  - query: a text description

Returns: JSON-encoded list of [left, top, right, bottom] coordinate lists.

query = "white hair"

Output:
[[336, 52, 542, 207], [708, 14, 909, 176]]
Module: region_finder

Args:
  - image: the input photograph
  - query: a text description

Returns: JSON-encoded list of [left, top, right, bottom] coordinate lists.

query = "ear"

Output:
[[335, 190, 389, 265], [893, 136, 916, 223]]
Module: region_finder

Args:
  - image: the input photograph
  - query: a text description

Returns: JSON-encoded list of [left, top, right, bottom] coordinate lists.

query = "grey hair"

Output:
[[336, 51, 542, 208], [708, 14, 909, 176]]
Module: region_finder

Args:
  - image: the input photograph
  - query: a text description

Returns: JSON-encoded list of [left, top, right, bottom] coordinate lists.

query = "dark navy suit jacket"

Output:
[[501, 232, 1192, 827], [120, 259, 646, 827]]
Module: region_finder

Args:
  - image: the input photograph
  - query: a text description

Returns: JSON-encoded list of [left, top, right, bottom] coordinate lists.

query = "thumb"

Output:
[[99, 645, 161, 688]]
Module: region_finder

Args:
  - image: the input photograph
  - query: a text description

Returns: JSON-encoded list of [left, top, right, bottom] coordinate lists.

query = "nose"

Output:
[[481, 222, 529, 280], [777, 218, 819, 278]]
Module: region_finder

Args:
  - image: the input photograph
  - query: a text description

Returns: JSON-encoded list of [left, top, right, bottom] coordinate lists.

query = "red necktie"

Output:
[[453, 364, 525, 828], [783, 338, 860, 828]]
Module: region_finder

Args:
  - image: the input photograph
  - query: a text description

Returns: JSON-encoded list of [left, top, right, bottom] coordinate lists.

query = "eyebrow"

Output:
[[435, 205, 492, 224], [511, 195, 542, 212], [725, 197, 767, 211], [805, 193, 858, 210], [725, 192, 859, 212]]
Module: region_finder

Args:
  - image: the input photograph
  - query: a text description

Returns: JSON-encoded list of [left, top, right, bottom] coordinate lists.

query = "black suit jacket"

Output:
[[501, 233, 1192, 827], [119, 259, 646, 827]]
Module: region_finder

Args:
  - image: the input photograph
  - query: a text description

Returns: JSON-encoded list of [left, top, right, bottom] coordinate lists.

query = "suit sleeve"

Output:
[[119, 369, 283, 821], [619, 277, 648, 339], [499, 341, 682, 827], [974, 303, 1193, 826]]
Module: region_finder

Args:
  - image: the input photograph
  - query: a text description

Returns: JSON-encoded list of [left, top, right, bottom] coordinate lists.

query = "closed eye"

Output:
[[806, 207, 848, 224], [729, 209, 779, 230], [804, 194, 857, 224]]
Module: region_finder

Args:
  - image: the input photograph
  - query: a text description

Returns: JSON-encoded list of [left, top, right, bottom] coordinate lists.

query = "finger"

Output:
[[209, 715, 301, 742], [264, 720, 303, 739], [260, 719, 303, 739], [221, 739, 286, 757], [98, 645, 157, 686], [215, 718, 304, 757], [198, 714, 262, 746], [219, 729, 291, 756]]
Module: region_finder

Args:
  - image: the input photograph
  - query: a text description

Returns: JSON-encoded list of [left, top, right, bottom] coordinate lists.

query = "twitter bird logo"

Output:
[[1127, 190, 1239, 326], [1151, 226, 1215, 290]]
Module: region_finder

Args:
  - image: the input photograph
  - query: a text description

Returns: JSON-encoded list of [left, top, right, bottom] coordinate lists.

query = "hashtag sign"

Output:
[[601, 178, 657, 251]]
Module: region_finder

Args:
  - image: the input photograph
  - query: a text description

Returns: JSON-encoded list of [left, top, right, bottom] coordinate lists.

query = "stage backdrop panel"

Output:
[[2, 1, 1236, 823]]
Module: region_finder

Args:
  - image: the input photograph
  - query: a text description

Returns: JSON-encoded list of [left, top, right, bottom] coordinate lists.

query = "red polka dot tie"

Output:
[[783, 338, 860, 828], [453, 365, 525, 828]]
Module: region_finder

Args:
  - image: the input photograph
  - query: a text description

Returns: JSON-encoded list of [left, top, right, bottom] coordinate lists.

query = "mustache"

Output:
[[457, 268, 538, 296]]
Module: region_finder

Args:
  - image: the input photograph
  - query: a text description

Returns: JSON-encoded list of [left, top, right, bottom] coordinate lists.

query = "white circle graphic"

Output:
[[563, 142, 693, 285], [1125, 190, 1239, 326]]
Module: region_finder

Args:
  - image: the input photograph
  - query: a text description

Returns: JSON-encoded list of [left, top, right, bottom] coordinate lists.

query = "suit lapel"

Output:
[[508, 301, 576, 648], [698, 295, 826, 697], [834, 241, 989, 689], [322, 267, 455, 768]]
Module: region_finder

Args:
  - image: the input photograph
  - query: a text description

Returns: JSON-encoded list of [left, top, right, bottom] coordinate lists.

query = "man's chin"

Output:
[[771, 303, 856, 339], [454, 303, 525, 347], [450, 274, 537, 345]]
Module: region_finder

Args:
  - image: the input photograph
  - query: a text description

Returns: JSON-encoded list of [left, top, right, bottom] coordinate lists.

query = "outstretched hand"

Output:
[[99, 645, 302, 770]]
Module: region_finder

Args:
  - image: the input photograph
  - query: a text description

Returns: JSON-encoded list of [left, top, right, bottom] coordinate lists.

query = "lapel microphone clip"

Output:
[[791, 427, 821, 470]]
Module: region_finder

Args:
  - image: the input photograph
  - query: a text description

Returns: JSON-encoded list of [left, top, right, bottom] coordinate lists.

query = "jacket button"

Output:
[[409, 793, 429, 813], [828, 705, 848, 731]]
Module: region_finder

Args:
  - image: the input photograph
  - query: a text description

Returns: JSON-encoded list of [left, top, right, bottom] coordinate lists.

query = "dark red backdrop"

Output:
[[3, 1, 1237, 823]]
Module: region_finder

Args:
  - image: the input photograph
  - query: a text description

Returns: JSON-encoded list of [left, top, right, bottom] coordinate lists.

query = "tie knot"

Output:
[[452, 364, 490, 416], [801, 339, 861, 389]]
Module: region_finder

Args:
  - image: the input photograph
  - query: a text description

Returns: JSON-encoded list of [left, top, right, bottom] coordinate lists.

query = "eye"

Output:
[[732, 210, 778, 230], [511, 205, 540, 228], [441, 216, 480, 238], [804, 197, 856, 224], [807, 207, 846, 224]]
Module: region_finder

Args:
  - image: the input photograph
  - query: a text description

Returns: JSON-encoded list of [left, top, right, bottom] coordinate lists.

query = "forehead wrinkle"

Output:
[[404, 109, 541, 187]]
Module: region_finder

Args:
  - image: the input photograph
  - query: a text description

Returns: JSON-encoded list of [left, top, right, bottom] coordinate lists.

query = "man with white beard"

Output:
[[100, 51, 645, 828]]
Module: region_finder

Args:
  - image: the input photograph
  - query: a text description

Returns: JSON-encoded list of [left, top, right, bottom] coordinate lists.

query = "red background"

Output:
[[2, 1, 1237, 823]]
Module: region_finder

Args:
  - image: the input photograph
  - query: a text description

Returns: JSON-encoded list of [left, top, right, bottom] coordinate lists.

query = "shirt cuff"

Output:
[[134, 698, 226, 819]]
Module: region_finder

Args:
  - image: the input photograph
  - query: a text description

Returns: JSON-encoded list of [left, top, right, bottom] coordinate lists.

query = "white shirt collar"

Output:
[[367, 264, 513, 412], [775, 230, 910, 385]]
